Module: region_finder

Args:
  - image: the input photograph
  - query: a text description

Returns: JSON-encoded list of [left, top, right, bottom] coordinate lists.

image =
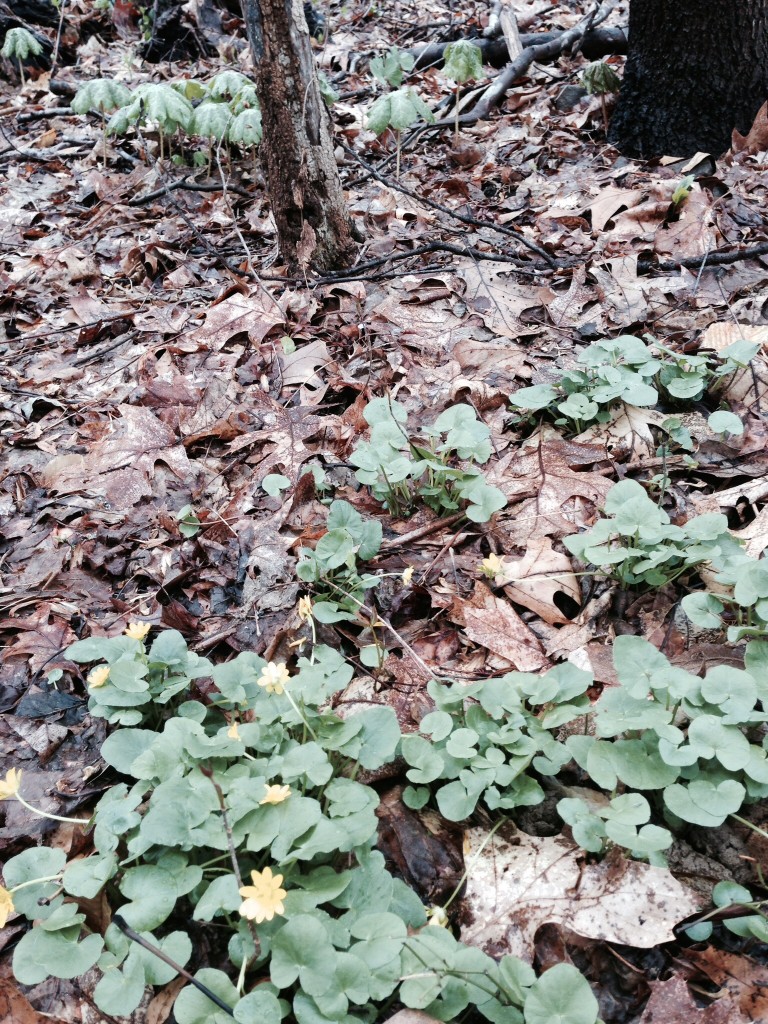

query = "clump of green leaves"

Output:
[[366, 86, 435, 177], [560, 634, 768, 860], [296, 499, 383, 624], [370, 45, 415, 88], [563, 479, 743, 588], [1, 27, 43, 85], [350, 398, 507, 523], [509, 333, 756, 434], [6, 626, 601, 1024], [683, 555, 768, 642], [70, 70, 263, 167], [402, 662, 592, 821], [442, 40, 483, 142], [72, 78, 132, 115], [107, 82, 193, 159], [557, 793, 673, 866]]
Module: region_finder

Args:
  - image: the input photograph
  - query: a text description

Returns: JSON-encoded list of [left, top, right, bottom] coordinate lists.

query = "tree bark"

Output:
[[240, 0, 359, 271], [609, 0, 768, 158]]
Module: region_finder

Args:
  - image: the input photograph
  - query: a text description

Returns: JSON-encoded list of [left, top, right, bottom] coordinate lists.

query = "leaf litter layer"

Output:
[[1, 0, 768, 1021]]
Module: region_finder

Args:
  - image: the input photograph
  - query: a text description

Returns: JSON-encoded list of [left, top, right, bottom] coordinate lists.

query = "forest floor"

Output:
[[2, 0, 768, 1021]]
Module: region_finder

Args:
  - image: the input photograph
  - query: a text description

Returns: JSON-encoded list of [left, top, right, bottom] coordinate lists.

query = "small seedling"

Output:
[[366, 86, 435, 177], [443, 40, 483, 143], [176, 505, 200, 538], [1, 27, 44, 86], [580, 59, 620, 132], [370, 45, 414, 89], [671, 174, 695, 207]]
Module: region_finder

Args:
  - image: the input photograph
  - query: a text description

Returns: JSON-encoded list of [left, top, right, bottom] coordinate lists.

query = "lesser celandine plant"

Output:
[[2, 620, 601, 1024], [6, 478, 768, 1022]]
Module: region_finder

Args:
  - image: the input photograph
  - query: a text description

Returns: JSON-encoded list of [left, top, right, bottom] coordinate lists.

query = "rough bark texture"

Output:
[[241, 0, 359, 271], [609, 0, 768, 158]]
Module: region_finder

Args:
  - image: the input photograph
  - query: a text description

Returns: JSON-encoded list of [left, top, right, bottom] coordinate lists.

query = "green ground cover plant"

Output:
[[350, 398, 506, 522], [508, 333, 757, 434], [1, 626, 601, 1024]]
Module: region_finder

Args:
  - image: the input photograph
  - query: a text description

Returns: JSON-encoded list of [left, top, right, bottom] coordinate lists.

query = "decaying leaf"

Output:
[[460, 825, 702, 961]]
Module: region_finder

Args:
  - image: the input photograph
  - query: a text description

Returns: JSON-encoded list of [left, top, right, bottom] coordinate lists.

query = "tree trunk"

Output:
[[608, 0, 768, 158], [240, 0, 359, 271]]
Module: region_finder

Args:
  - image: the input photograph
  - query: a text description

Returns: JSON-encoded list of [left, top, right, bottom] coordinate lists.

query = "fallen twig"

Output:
[[339, 141, 557, 268], [639, 242, 768, 274]]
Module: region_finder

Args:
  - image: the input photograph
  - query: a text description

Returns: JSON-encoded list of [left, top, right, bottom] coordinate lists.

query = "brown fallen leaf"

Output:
[[0, 979, 55, 1024], [638, 974, 748, 1024], [686, 948, 768, 1023], [454, 582, 549, 671], [731, 100, 768, 155], [460, 825, 702, 962], [183, 290, 284, 348], [495, 537, 581, 625]]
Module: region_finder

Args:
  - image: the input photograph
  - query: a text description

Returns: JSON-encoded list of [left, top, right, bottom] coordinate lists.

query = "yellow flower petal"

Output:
[[479, 553, 508, 580], [260, 784, 291, 806], [0, 885, 14, 928], [0, 768, 22, 801], [125, 622, 151, 641], [238, 866, 287, 923], [298, 596, 313, 621], [88, 665, 111, 689], [401, 566, 414, 586], [257, 661, 290, 695], [227, 722, 241, 741]]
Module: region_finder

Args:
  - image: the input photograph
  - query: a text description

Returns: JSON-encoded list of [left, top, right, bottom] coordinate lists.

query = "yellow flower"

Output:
[[239, 867, 287, 923], [0, 885, 14, 928], [257, 661, 290, 695], [260, 784, 291, 805], [0, 768, 22, 801], [479, 553, 508, 580], [88, 665, 111, 689], [297, 596, 313, 621], [401, 566, 414, 586], [125, 622, 151, 641], [227, 722, 241, 740]]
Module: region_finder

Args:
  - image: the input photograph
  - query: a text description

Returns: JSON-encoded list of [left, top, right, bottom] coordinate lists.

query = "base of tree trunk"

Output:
[[608, 0, 768, 158]]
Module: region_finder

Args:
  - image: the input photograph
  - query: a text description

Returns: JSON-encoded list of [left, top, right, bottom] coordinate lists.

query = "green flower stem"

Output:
[[284, 688, 318, 741], [10, 873, 63, 893], [442, 816, 506, 913], [201, 766, 261, 959], [15, 793, 91, 827], [731, 814, 768, 842]]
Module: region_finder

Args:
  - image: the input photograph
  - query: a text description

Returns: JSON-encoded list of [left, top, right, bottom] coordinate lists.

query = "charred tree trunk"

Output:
[[609, 0, 768, 158], [240, 0, 359, 271]]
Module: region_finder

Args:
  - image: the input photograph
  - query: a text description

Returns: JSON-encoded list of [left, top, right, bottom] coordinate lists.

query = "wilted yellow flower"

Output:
[[227, 721, 241, 741], [260, 784, 291, 806], [0, 768, 22, 801], [88, 665, 111, 689], [479, 553, 508, 580], [401, 565, 414, 586], [0, 886, 14, 928], [239, 866, 287, 923], [257, 661, 290, 695], [426, 905, 449, 928], [125, 622, 151, 641], [297, 596, 313, 621]]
